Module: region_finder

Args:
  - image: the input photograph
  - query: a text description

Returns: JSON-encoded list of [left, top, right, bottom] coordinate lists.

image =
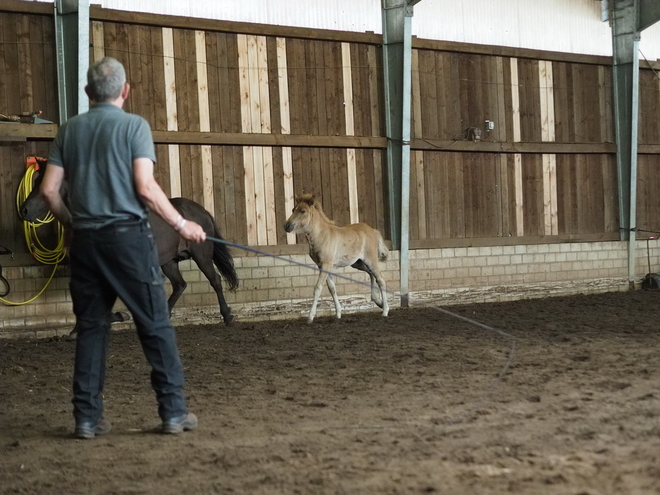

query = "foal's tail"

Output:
[[377, 232, 389, 262], [209, 219, 239, 291]]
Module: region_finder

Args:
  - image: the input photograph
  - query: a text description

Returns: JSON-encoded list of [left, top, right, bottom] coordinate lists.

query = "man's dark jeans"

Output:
[[69, 220, 187, 424]]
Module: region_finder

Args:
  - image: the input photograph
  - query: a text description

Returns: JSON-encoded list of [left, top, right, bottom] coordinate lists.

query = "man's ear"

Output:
[[121, 82, 130, 99], [84, 85, 93, 99]]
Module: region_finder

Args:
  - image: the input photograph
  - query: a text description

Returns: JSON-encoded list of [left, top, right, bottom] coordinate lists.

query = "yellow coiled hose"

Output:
[[0, 162, 63, 305]]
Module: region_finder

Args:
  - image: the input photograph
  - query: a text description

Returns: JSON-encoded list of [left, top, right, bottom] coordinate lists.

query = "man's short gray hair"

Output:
[[87, 57, 126, 102]]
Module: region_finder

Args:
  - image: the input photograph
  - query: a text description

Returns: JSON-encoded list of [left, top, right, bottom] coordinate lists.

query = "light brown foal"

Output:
[[284, 193, 389, 323]]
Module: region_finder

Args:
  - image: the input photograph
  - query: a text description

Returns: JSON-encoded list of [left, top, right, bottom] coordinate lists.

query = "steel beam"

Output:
[[54, 0, 90, 122], [382, 0, 416, 306]]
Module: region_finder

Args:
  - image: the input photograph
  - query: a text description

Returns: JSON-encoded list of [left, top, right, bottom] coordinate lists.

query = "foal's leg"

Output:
[[325, 274, 342, 319], [308, 269, 329, 324], [352, 260, 384, 308], [352, 259, 389, 316]]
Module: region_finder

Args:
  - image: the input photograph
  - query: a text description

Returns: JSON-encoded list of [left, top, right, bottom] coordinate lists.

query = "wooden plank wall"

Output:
[[0, 6, 58, 258], [409, 48, 624, 245], [85, 18, 387, 249], [4, 2, 660, 260]]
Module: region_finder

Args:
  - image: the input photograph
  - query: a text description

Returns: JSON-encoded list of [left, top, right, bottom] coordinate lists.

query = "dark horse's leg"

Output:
[[160, 259, 188, 314], [66, 311, 130, 340], [190, 245, 234, 325]]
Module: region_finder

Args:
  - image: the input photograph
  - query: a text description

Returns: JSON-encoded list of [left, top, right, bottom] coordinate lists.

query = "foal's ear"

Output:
[[307, 194, 316, 205]]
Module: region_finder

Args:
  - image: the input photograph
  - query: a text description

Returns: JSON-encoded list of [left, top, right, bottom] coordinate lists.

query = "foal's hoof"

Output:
[[223, 314, 235, 326], [65, 331, 78, 342]]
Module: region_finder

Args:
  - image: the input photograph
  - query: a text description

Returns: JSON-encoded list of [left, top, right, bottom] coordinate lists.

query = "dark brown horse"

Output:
[[20, 173, 238, 333]]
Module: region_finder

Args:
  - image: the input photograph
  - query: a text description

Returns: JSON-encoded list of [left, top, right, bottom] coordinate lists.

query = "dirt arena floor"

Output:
[[1, 290, 660, 495]]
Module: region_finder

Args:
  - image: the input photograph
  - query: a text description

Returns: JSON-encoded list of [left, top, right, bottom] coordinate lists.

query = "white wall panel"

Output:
[[27, 0, 660, 59]]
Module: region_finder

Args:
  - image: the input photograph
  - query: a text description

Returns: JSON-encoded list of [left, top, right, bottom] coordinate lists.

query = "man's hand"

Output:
[[178, 220, 206, 243]]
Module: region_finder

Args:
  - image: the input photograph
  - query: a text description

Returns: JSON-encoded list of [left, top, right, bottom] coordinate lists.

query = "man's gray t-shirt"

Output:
[[48, 103, 157, 229]]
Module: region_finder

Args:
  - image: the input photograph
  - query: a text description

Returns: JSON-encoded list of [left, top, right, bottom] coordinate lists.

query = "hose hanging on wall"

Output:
[[0, 158, 64, 306]]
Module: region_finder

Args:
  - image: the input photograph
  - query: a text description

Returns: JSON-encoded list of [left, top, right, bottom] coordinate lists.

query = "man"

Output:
[[40, 57, 205, 439]]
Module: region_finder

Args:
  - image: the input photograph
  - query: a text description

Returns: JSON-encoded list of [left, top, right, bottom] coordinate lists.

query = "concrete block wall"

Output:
[[1, 240, 657, 338]]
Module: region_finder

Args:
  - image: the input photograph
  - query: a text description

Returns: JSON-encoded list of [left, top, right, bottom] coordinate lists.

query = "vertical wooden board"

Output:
[[308, 40, 325, 136], [91, 20, 105, 62], [342, 42, 356, 138], [102, 21, 118, 60], [349, 43, 365, 137], [230, 146, 247, 245], [177, 144, 192, 200], [553, 62, 569, 143], [196, 31, 211, 134], [242, 145, 257, 245], [266, 37, 282, 135], [38, 15, 58, 123], [356, 44, 374, 137], [556, 154, 574, 234], [447, 53, 463, 140], [209, 145, 226, 230], [237, 34, 252, 133], [0, 15, 8, 118], [355, 148, 376, 228], [172, 29, 190, 131], [16, 15, 33, 114], [496, 153, 509, 236], [127, 25, 145, 121], [324, 41, 345, 137], [154, 144, 171, 196], [285, 38, 305, 135], [270, 146, 287, 245], [139, 26, 159, 127], [2, 14, 20, 115], [367, 45, 384, 137], [149, 27, 167, 132], [29, 14, 47, 117], [521, 154, 544, 236], [449, 152, 466, 238], [332, 148, 350, 226], [374, 149, 388, 236], [460, 54, 482, 130], [463, 153, 478, 238], [570, 63, 586, 144], [417, 50, 438, 139], [582, 65, 602, 143], [600, 66, 615, 144], [275, 37, 291, 135], [252, 146, 268, 245], [225, 35, 242, 134], [435, 51, 450, 139], [427, 152, 443, 239], [639, 69, 659, 144], [518, 59, 541, 142], [414, 150, 427, 240], [411, 49, 423, 140], [305, 40, 321, 136], [602, 154, 618, 233], [491, 57, 507, 143], [205, 33, 222, 132], [500, 57, 514, 144], [246, 35, 261, 134]]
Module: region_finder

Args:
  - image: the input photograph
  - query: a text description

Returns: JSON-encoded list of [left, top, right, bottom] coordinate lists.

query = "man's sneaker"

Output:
[[161, 412, 198, 434], [74, 417, 111, 439]]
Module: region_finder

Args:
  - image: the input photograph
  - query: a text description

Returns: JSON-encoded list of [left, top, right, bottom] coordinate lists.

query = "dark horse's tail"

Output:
[[206, 213, 239, 291]]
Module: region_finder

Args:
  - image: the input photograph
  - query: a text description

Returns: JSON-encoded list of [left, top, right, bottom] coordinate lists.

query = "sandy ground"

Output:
[[1, 290, 660, 495]]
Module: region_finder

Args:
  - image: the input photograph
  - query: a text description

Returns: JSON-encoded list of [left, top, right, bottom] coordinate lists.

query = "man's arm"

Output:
[[40, 164, 73, 227], [133, 157, 206, 243]]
